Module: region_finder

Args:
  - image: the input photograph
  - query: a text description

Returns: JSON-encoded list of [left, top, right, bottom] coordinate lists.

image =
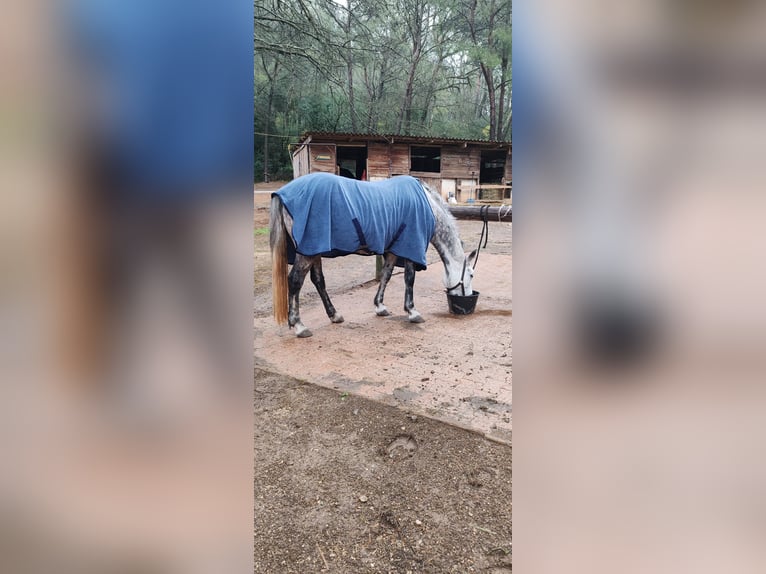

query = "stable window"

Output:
[[480, 150, 507, 183], [410, 146, 441, 173], [336, 145, 368, 179]]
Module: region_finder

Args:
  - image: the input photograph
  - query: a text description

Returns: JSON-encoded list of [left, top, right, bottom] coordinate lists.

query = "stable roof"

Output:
[[294, 131, 511, 149]]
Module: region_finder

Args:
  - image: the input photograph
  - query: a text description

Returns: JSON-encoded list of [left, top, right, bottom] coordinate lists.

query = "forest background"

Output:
[[254, 0, 511, 181]]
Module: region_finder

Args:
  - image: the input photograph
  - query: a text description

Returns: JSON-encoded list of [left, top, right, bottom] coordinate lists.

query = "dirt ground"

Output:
[[255, 368, 512, 573], [255, 184, 512, 573]]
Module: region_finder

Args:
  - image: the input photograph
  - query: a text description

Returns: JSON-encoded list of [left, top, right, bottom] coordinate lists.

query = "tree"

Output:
[[253, 0, 512, 180], [459, 0, 512, 141]]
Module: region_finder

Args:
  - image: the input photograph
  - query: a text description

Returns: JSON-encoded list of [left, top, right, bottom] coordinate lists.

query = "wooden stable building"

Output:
[[290, 132, 511, 202]]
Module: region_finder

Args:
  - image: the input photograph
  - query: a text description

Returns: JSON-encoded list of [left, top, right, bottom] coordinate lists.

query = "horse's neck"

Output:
[[429, 202, 465, 283]]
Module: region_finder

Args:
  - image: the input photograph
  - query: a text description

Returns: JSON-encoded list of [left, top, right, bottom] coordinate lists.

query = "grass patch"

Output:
[[254, 227, 269, 236]]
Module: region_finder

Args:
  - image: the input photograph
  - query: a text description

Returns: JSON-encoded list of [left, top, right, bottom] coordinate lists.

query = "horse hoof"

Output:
[[331, 314, 344, 324], [409, 315, 425, 324], [376, 309, 391, 317], [296, 329, 313, 338]]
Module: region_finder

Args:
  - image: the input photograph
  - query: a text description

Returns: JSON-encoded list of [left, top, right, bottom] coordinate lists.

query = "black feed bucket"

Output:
[[447, 290, 480, 315]]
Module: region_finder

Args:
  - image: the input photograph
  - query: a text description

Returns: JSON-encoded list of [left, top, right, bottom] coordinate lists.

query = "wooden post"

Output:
[[448, 205, 512, 222]]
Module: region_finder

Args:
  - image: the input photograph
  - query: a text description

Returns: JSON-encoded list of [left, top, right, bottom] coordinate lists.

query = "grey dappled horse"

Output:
[[270, 176, 476, 338]]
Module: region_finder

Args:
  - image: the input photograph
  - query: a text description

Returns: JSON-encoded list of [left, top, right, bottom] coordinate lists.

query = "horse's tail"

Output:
[[270, 196, 289, 325]]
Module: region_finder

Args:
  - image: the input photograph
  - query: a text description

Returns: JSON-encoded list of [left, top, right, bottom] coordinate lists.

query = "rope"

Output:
[[254, 131, 298, 138], [447, 206, 491, 296], [472, 205, 489, 271]]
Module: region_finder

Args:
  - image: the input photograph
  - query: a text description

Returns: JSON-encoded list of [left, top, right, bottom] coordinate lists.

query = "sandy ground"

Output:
[[254, 189, 512, 442]]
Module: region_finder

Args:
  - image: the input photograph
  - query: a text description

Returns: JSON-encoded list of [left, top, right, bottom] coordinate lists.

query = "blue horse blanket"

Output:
[[274, 173, 436, 270]]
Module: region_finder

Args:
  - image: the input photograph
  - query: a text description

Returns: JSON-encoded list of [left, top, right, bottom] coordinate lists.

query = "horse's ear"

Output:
[[467, 249, 478, 265]]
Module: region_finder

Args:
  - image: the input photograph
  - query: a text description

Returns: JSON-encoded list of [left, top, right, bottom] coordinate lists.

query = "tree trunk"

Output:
[[474, 70, 484, 120], [363, 65, 375, 132], [369, 58, 387, 131], [263, 133, 269, 183], [403, 73, 415, 132], [467, 0, 501, 140], [263, 59, 279, 182], [420, 43, 447, 127], [397, 1, 424, 134], [398, 56, 419, 134], [345, 4, 357, 132], [502, 110, 512, 140], [497, 49, 508, 141], [481, 63, 497, 140], [347, 58, 357, 131]]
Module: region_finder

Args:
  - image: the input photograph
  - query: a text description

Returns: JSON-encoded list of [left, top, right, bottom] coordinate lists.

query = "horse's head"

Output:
[[446, 249, 478, 296]]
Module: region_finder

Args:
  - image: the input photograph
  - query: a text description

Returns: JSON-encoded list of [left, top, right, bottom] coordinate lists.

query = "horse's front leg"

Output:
[[310, 257, 344, 324], [403, 260, 425, 323], [373, 252, 398, 316], [288, 255, 313, 337]]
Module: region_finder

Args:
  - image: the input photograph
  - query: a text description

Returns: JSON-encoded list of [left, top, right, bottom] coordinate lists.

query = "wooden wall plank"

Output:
[[390, 144, 409, 174], [367, 142, 390, 178], [441, 145, 480, 179], [291, 145, 309, 178], [468, 148, 482, 180], [308, 144, 336, 174]]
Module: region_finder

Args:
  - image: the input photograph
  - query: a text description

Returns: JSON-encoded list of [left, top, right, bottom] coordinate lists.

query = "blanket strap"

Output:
[[351, 218, 368, 249], [388, 223, 407, 248]]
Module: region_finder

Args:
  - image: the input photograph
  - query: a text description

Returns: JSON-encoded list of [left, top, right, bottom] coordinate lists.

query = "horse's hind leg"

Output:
[[373, 252, 398, 316], [403, 259, 425, 323], [310, 258, 344, 324], [288, 255, 313, 337]]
